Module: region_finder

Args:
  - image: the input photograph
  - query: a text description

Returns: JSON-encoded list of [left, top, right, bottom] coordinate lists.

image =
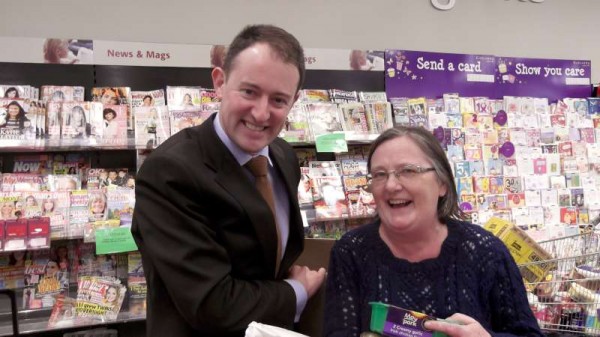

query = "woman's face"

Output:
[[183, 94, 192, 104], [1, 202, 14, 217], [91, 198, 106, 214], [143, 97, 152, 106], [105, 112, 115, 121], [106, 287, 118, 302], [7, 104, 19, 118], [45, 261, 59, 277], [369, 137, 447, 235], [6, 90, 17, 98], [72, 108, 84, 123], [43, 200, 54, 212], [101, 90, 119, 105]]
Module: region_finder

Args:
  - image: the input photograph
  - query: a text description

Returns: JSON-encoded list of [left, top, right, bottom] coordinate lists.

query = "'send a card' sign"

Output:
[[384, 50, 497, 99], [496, 57, 591, 101], [385, 50, 592, 101]]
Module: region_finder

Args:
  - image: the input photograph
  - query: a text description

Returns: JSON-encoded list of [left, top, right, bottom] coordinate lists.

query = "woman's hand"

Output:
[[424, 313, 491, 337]]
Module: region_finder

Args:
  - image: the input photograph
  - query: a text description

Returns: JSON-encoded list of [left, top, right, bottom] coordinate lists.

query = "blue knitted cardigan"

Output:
[[324, 219, 544, 337]]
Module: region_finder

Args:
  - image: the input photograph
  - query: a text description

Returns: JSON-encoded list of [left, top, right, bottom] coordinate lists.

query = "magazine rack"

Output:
[[0, 61, 383, 336]]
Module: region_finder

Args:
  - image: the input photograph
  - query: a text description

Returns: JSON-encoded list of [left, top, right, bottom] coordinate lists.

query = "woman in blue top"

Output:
[[324, 126, 543, 337]]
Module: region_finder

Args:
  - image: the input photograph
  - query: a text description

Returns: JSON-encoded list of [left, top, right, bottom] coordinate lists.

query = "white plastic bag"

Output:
[[245, 321, 309, 337]]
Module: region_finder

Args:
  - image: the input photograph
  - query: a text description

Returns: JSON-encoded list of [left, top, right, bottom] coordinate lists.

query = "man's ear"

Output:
[[211, 67, 226, 98]]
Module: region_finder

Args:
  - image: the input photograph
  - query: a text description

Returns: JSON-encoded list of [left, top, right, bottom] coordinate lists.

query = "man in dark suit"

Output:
[[131, 25, 326, 336]]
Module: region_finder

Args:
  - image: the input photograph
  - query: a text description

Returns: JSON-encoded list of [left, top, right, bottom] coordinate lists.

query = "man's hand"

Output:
[[288, 265, 326, 298], [424, 313, 491, 337]]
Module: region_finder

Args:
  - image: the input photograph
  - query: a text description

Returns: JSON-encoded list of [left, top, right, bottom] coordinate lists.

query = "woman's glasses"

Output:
[[367, 164, 435, 187]]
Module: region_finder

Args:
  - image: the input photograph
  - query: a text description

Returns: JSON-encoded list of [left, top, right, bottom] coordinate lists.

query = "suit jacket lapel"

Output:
[[270, 141, 304, 278], [199, 115, 279, 276]]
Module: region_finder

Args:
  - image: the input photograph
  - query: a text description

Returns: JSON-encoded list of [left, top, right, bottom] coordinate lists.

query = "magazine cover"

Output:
[[32, 250, 69, 308], [298, 89, 330, 103], [343, 175, 375, 218], [358, 91, 387, 103], [69, 190, 89, 238], [88, 190, 108, 223], [106, 188, 135, 227], [84, 219, 120, 244], [339, 102, 369, 134], [102, 169, 130, 188], [47, 296, 77, 328], [389, 97, 410, 127], [133, 105, 171, 149], [340, 159, 368, 176], [45, 101, 62, 141], [279, 103, 310, 142], [0, 85, 33, 99], [328, 89, 358, 103], [40, 86, 85, 103], [311, 176, 348, 220], [169, 108, 213, 136], [127, 252, 147, 317], [76, 276, 126, 322], [91, 87, 133, 130], [298, 167, 313, 206], [31, 191, 70, 239], [308, 161, 342, 177], [166, 86, 202, 107], [364, 102, 393, 134], [22, 251, 46, 309], [0, 99, 35, 142], [59, 101, 96, 143], [130, 89, 166, 107], [306, 102, 344, 140], [85, 168, 108, 190], [47, 174, 82, 192], [12, 154, 51, 175], [100, 104, 128, 145], [1, 173, 45, 192]]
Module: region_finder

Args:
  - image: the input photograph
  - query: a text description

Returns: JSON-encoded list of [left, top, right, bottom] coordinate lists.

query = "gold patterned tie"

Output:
[[246, 155, 282, 276]]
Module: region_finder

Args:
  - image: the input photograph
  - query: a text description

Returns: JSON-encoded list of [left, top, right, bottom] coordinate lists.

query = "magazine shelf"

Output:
[[0, 60, 383, 336], [0, 308, 144, 336], [0, 284, 145, 336]]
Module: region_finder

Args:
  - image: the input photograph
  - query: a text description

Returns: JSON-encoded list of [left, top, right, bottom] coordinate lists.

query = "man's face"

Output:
[[212, 43, 299, 154]]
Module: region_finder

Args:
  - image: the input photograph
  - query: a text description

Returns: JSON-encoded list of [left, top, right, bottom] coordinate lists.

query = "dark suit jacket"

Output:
[[131, 114, 304, 337]]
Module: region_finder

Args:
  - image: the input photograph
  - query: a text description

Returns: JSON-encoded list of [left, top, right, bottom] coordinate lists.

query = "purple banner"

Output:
[[496, 57, 591, 101], [385, 50, 497, 99], [385, 50, 592, 101]]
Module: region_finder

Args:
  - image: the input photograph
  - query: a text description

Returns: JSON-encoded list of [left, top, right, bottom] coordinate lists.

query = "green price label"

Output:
[[95, 227, 138, 255], [315, 133, 348, 153]]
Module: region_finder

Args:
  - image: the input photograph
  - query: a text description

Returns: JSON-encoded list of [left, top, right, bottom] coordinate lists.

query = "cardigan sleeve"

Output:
[[324, 238, 365, 337]]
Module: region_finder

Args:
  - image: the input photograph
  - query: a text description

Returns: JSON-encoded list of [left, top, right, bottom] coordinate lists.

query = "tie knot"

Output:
[[246, 155, 269, 177]]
